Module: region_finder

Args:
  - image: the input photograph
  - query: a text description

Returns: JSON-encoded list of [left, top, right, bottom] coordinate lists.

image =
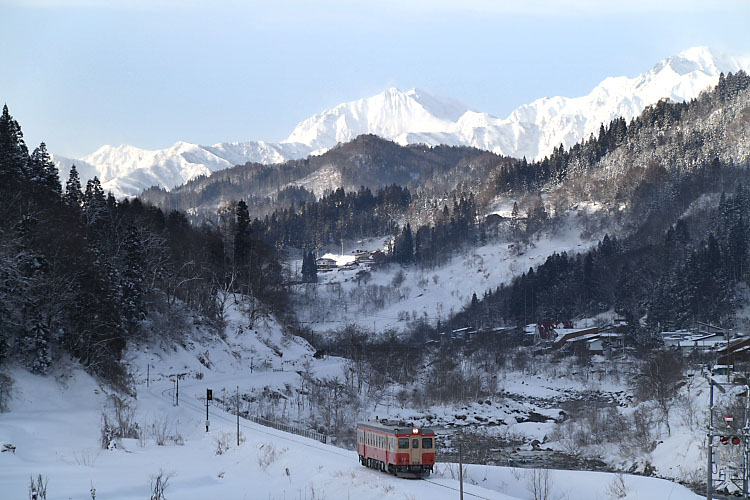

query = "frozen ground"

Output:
[[0, 300, 706, 499], [0, 366, 704, 500]]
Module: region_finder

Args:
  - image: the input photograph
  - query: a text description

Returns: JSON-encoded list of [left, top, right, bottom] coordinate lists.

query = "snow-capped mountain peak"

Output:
[[283, 87, 469, 149], [56, 47, 750, 197]]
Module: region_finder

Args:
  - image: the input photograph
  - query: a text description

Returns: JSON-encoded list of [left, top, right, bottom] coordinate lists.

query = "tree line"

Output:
[[451, 173, 750, 338], [0, 105, 285, 388]]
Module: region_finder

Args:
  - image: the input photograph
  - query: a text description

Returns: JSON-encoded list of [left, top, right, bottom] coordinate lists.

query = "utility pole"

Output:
[[459, 440, 464, 500], [705, 373, 727, 500], [726, 328, 731, 384], [146, 364, 150, 388], [744, 385, 749, 498], [170, 373, 187, 406], [708, 380, 714, 500], [237, 385, 240, 446]]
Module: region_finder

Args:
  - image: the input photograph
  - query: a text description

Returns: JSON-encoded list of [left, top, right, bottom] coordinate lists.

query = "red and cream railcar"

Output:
[[356, 420, 436, 478]]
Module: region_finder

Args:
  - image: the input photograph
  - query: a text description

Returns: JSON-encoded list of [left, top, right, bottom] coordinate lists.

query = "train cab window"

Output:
[[398, 437, 409, 449], [422, 438, 433, 449], [412, 438, 419, 449]]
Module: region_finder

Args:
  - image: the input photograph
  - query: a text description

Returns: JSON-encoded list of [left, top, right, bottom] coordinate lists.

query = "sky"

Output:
[[2, 0, 750, 159]]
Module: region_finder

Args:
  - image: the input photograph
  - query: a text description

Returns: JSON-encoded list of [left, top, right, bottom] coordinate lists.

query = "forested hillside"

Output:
[[140, 135, 505, 220], [450, 70, 750, 335], [0, 105, 286, 387]]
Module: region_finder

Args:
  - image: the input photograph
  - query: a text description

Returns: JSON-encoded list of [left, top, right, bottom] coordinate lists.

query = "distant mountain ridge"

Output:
[[54, 46, 750, 197]]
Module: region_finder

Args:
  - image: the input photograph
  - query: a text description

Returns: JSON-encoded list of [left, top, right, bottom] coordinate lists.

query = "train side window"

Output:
[[398, 437, 409, 449], [412, 438, 419, 449], [422, 437, 433, 449]]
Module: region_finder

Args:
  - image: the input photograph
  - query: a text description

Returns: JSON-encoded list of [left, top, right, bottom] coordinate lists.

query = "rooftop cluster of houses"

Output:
[[315, 249, 386, 273], [528, 320, 749, 360], [436, 326, 519, 344], [661, 327, 750, 366], [526, 321, 626, 355]]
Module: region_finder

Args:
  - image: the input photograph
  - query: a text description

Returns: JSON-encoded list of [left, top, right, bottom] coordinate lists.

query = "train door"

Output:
[[410, 435, 421, 464]]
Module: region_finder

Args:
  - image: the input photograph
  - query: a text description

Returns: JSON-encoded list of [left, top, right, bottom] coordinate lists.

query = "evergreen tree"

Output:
[[120, 225, 145, 334], [234, 200, 251, 268], [0, 104, 29, 182], [393, 224, 413, 263], [29, 142, 61, 195], [83, 177, 106, 226], [301, 250, 318, 283], [727, 215, 747, 283], [21, 321, 52, 374], [64, 165, 84, 207]]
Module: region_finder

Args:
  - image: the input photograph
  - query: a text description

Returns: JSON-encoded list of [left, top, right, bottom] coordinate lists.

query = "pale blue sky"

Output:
[[2, 0, 750, 158]]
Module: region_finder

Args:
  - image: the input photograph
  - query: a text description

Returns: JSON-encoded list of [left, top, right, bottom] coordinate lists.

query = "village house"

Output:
[[315, 257, 337, 271]]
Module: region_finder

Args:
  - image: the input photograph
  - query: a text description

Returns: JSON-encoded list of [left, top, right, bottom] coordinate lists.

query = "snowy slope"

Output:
[[55, 46, 750, 197], [0, 364, 704, 500], [292, 205, 601, 335], [0, 300, 704, 500]]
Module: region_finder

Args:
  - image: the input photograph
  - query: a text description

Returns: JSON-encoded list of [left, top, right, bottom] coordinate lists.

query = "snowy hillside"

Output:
[[55, 46, 750, 197], [0, 297, 706, 500], [292, 204, 602, 336]]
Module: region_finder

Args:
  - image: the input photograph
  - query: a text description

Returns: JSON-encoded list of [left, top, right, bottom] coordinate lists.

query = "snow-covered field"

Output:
[[0, 299, 708, 499], [0, 365, 705, 500]]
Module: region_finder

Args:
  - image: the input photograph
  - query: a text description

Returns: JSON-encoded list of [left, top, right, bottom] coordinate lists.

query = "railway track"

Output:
[[421, 478, 495, 499], [157, 386, 351, 460], [157, 384, 507, 498]]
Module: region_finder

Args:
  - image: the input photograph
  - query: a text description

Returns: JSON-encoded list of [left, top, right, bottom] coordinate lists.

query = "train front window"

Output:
[[412, 438, 419, 449], [422, 437, 433, 449], [398, 438, 409, 449]]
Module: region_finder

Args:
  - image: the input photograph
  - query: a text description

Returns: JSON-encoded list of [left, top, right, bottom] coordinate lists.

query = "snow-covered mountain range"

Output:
[[54, 46, 750, 197]]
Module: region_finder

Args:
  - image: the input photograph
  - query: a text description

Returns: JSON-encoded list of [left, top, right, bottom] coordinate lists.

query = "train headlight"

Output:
[[412, 427, 419, 434]]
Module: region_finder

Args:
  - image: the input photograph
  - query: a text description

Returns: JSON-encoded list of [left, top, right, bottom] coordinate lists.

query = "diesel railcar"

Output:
[[356, 420, 436, 478]]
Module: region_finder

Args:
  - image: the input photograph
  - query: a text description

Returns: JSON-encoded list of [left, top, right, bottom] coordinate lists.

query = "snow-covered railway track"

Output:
[[421, 478, 494, 500], [158, 386, 352, 458], [158, 384, 506, 498]]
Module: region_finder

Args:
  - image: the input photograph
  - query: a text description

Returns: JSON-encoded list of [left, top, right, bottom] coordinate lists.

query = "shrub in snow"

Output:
[[214, 432, 233, 455], [100, 395, 140, 449], [607, 473, 628, 499], [28, 474, 47, 500], [149, 470, 173, 500], [257, 443, 280, 470], [149, 417, 174, 446], [526, 468, 554, 500]]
